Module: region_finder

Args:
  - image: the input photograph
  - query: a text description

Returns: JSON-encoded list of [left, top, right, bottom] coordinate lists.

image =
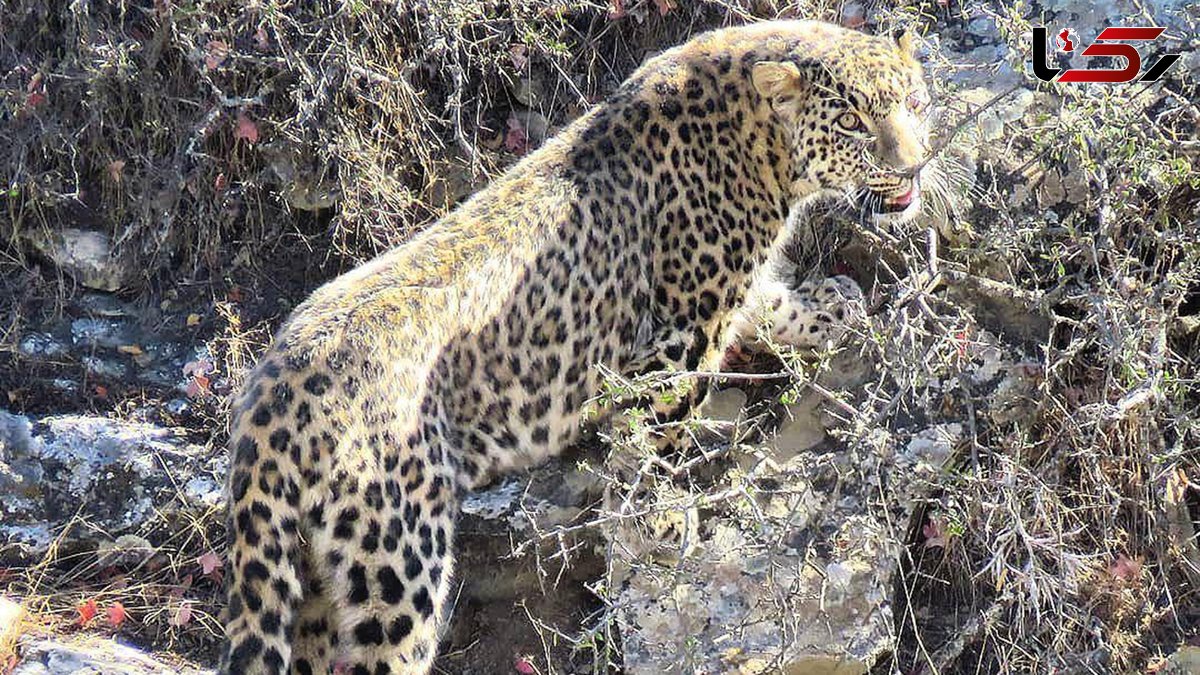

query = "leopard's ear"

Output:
[[751, 60, 805, 100], [893, 28, 918, 57], [752, 60, 814, 119]]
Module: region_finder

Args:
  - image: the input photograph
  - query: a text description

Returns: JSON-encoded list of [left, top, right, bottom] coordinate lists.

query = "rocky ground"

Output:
[[3, 0, 1200, 673]]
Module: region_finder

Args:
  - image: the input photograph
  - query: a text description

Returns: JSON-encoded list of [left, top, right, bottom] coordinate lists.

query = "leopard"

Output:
[[218, 19, 932, 675]]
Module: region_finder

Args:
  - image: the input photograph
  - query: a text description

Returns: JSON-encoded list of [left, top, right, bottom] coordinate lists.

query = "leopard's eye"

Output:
[[836, 112, 866, 133], [835, 112, 864, 132]]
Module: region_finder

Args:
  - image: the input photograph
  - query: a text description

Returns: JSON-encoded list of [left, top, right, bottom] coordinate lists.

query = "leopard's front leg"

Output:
[[621, 321, 732, 457], [609, 321, 733, 560]]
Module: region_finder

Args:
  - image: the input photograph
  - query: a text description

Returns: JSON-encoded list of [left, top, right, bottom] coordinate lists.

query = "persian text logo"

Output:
[[1032, 26, 1181, 83]]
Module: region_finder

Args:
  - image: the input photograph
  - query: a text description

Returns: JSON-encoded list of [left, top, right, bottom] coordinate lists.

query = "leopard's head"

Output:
[[752, 24, 932, 226]]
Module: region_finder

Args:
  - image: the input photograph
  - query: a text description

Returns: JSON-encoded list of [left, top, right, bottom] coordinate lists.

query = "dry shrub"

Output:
[[1, 0, 834, 285]]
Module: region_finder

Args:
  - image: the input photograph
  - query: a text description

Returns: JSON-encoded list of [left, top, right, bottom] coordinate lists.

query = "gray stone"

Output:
[[508, 73, 546, 107], [261, 142, 339, 212], [612, 330, 1034, 673], [612, 424, 950, 674], [81, 355, 127, 379], [71, 318, 136, 350], [12, 637, 211, 675], [446, 452, 608, 673], [511, 109, 550, 146], [24, 228, 134, 292], [17, 333, 68, 358], [1159, 646, 1200, 674], [0, 410, 225, 562]]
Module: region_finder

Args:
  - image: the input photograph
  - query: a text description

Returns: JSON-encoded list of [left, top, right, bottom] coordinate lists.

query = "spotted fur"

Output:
[[218, 19, 930, 675], [729, 272, 866, 352]]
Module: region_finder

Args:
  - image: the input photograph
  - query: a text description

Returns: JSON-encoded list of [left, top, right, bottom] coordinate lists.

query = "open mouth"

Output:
[[870, 181, 920, 217]]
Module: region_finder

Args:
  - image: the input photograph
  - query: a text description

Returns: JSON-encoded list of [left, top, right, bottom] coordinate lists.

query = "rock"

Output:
[[0, 413, 41, 513], [461, 477, 526, 522], [446, 450, 608, 674], [164, 399, 192, 417], [1185, 50, 1200, 79], [511, 109, 550, 146], [280, 178, 339, 212], [612, 332, 1033, 673], [765, 390, 828, 456], [424, 158, 485, 209], [1158, 646, 1200, 675], [697, 388, 748, 424], [12, 637, 211, 675], [0, 410, 225, 563], [612, 427, 949, 674], [17, 333, 68, 358], [0, 408, 606, 673], [13, 292, 199, 394], [95, 534, 156, 568], [24, 228, 134, 292], [73, 293, 129, 317], [261, 141, 339, 212], [81, 355, 128, 379], [508, 73, 546, 107]]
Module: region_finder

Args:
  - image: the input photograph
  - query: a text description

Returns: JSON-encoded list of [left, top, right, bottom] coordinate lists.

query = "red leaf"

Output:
[[214, 172, 228, 193], [504, 115, 528, 155], [841, 4, 866, 28], [185, 374, 211, 399], [515, 657, 537, 674], [607, 0, 626, 19], [1109, 554, 1142, 581], [197, 550, 224, 577], [106, 602, 127, 628], [182, 359, 215, 377], [922, 517, 947, 549], [107, 160, 126, 183], [25, 91, 46, 109], [254, 26, 270, 51], [954, 328, 970, 358], [169, 573, 195, 599], [234, 112, 259, 144], [205, 40, 229, 71], [170, 602, 193, 627], [653, 0, 675, 16], [77, 599, 98, 626]]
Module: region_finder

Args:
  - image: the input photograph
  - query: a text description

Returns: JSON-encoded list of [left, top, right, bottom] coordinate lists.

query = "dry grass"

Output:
[[0, 0, 824, 283]]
